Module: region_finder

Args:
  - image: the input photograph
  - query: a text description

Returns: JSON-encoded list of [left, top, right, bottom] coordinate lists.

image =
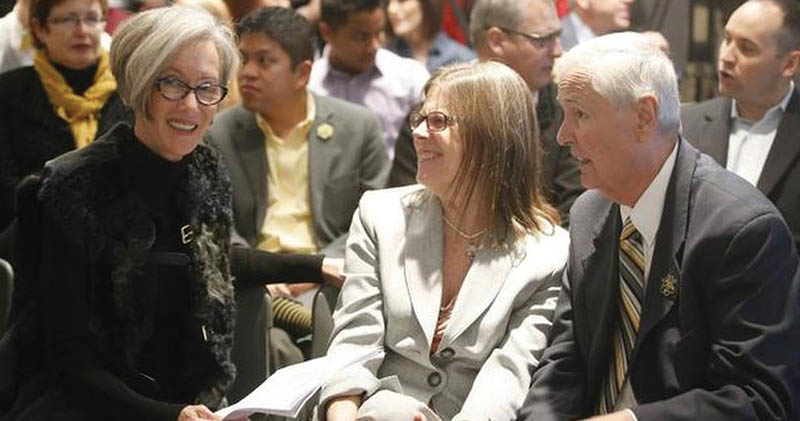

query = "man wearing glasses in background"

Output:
[[391, 0, 583, 226]]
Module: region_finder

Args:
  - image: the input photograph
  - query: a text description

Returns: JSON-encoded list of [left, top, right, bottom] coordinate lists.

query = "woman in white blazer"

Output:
[[321, 61, 570, 421]]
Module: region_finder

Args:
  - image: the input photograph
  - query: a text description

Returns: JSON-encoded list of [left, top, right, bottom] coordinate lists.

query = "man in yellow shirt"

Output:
[[207, 6, 390, 365]]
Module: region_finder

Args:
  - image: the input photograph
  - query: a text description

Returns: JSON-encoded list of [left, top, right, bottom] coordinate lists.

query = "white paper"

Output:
[[215, 347, 383, 420]]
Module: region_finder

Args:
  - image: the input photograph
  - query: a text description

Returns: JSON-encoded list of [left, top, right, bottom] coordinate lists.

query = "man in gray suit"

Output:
[[208, 7, 389, 261], [681, 0, 800, 250], [518, 32, 800, 421]]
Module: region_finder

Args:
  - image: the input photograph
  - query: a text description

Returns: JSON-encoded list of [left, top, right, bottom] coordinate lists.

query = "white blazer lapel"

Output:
[[403, 195, 444, 348], [443, 246, 512, 344]]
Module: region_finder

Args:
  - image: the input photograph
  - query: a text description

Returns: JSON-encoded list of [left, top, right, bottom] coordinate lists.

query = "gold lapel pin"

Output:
[[316, 123, 334, 140], [660, 273, 678, 300]]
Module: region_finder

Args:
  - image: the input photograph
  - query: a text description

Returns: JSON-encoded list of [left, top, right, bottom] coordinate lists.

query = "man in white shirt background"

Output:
[[681, 0, 800, 251]]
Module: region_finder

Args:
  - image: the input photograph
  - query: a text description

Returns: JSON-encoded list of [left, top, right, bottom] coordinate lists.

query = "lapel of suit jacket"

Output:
[[441, 242, 512, 346], [403, 194, 444, 347], [697, 98, 732, 166], [757, 89, 800, 196], [581, 200, 623, 373], [233, 110, 269, 231], [308, 94, 338, 236], [633, 138, 693, 356]]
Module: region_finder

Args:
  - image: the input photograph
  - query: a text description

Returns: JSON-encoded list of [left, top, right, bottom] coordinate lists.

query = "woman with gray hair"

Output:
[[0, 5, 334, 421]]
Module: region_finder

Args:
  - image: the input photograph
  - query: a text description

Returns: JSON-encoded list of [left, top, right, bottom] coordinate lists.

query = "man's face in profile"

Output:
[[496, 0, 563, 92]]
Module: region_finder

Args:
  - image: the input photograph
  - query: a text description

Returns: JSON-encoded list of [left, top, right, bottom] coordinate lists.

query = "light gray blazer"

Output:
[[320, 185, 569, 421], [206, 93, 390, 257]]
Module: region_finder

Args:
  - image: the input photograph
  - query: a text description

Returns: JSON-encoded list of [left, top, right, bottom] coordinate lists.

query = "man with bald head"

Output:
[[389, 0, 583, 225], [518, 32, 800, 421], [682, 0, 800, 251]]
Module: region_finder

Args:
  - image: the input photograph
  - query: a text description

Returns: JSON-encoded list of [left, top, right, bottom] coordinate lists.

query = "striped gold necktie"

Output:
[[598, 218, 645, 413]]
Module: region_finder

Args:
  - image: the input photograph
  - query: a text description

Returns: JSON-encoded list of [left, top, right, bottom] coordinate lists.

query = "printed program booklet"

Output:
[[215, 347, 384, 420]]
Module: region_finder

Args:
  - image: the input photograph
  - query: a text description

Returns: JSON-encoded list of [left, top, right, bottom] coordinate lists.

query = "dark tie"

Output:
[[598, 218, 645, 413]]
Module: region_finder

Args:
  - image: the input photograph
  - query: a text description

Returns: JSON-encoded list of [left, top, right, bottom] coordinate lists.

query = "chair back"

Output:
[[228, 286, 272, 403], [310, 284, 339, 359]]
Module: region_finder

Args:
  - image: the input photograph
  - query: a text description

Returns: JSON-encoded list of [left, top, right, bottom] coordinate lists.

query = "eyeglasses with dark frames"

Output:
[[409, 111, 457, 132], [155, 77, 228, 106], [47, 13, 106, 29], [494, 26, 561, 49]]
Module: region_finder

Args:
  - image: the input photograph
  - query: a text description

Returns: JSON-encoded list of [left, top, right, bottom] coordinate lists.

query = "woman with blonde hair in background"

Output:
[[0, 0, 126, 231]]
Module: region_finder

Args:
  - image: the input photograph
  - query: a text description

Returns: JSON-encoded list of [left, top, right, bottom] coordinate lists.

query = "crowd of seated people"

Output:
[[1, 1, 799, 421]]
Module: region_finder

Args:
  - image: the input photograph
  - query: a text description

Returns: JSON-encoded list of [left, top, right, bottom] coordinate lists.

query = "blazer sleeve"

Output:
[[229, 246, 323, 288], [319, 111, 390, 258], [455, 268, 562, 421], [516, 262, 592, 421], [318, 201, 390, 414], [632, 213, 800, 421], [358, 111, 391, 192]]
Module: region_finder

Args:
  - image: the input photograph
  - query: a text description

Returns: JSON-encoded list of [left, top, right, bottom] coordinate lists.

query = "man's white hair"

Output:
[[554, 31, 681, 134]]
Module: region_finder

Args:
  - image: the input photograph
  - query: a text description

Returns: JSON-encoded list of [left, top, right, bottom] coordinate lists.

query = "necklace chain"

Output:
[[442, 212, 487, 251], [442, 214, 487, 240]]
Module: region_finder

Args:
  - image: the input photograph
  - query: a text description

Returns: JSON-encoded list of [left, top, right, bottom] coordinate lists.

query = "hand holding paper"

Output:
[[215, 347, 383, 420]]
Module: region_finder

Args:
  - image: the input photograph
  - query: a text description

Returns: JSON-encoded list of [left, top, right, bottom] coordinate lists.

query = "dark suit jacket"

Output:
[[0, 66, 129, 230], [388, 83, 583, 225], [518, 138, 800, 421], [206, 93, 390, 257], [681, 90, 800, 250]]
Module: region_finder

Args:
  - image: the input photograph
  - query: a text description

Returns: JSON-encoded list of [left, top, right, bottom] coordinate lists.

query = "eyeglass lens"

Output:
[[410, 111, 450, 132], [157, 77, 226, 106]]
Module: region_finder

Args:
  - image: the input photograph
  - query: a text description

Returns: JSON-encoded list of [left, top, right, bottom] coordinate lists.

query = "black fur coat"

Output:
[[0, 123, 236, 420]]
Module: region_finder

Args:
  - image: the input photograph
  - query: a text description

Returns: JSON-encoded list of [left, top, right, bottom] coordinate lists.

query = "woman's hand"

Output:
[[266, 283, 293, 298], [321, 257, 345, 289], [326, 395, 362, 421], [178, 405, 221, 421]]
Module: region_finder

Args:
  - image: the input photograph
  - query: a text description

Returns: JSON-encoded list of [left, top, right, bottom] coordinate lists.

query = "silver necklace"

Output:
[[442, 214, 487, 260]]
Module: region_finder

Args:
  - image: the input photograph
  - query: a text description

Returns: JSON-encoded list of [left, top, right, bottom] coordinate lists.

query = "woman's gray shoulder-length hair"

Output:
[[110, 6, 240, 117]]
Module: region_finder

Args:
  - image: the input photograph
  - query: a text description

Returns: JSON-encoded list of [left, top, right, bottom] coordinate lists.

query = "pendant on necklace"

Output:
[[466, 243, 480, 261]]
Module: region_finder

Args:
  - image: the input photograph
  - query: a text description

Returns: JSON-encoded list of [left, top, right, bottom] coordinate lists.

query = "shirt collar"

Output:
[[620, 140, 678, 249], [255, 90, 316, 141], [320, 45, 384, 79], [731, 80, 794, 122], [568, 12, 597, 44]]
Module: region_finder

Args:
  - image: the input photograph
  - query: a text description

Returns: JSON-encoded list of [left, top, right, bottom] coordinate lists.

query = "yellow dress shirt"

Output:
[[255, 92, 317, 254]]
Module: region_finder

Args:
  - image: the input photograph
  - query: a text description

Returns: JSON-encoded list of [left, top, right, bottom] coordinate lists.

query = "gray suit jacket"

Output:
[[681, 90, 800, 250], [320, 185, 569, 421], [207, 94, 390, 257]]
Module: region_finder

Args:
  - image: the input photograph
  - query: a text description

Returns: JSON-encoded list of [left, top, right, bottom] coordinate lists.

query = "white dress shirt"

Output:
[[727, 82, 794, 186], [615, 140, 678, 413]]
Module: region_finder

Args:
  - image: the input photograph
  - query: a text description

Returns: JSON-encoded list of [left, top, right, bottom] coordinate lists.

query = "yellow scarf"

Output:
[[33, 49, 117, 149]]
